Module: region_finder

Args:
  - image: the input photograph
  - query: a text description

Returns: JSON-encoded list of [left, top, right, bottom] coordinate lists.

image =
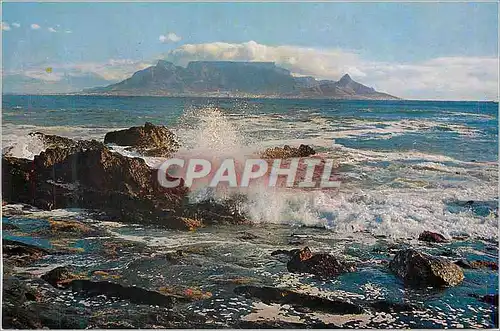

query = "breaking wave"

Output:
[[2, 105, 497, 239]]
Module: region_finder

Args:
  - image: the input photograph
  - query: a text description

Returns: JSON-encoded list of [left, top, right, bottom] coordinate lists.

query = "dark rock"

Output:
[[261, 144, 316, 159], [234, 285, 364, 314], [234, 320, 334, 329], [87, 307, 209, 329], [180, 199, 248, 227], [287, 247, 356, 279], [271, 249, 300, 257], [389, 249, 464, 287], [367, 300, 414, 313], [2, 222, 21, 231], [39, 218, 103, 237], [455, 259, 498, 270], [66, 279, 189, 308], [104, 122, 179, 157], [2, 277, 88, 329], [454, 260, 473, 269], [470, 260, 499, 270], [2, 135, 244, 229], [480, 294, 499, 306], [418, 231, 447, 243], [2, 239, 49, 266], [41, 266, 79, 288]]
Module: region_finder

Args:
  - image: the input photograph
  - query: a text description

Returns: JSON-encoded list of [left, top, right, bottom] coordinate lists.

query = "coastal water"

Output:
[[2, 95, 499, 328]]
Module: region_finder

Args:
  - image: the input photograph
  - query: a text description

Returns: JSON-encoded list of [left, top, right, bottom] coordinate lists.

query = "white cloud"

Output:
[[12, 22, 21, 28], [165, 41, 498, 101], [65, 30, 72, 34], [24, 70, 63, 82], [48, 27, 57, 33], [8, 59, 152, 83], [159, 32, 181, 43], [5, 40, 497, 100], [2, 22, 11, 31], [30, 23, 41, 30]]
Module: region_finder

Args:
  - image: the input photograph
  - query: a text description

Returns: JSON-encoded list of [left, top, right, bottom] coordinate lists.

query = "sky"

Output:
[[2, 2, 498, 100]]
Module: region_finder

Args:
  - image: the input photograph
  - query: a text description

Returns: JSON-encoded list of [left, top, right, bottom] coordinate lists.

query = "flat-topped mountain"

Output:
[[85, 61, 399, 99]]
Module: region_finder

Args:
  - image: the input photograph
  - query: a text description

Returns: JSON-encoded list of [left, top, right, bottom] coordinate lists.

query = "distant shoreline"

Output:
[[2, 93, 498, 103]]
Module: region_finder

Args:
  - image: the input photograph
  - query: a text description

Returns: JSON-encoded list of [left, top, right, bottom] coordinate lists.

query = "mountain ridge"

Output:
[[85, 60, 399, 100]]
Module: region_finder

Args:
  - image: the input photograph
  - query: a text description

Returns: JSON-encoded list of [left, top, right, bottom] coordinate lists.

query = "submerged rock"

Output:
[[66, 280, 188, 308], [2, 239, 49, 266], [271, 248, 300, 257], [455, 259, 498, 270], [234, 320, 334, 328], [418, 231, 447, 243], [389, 249, 464, 287], [104, 122, 179, 157], [480, 294, 499, 306], [234, 285, 364, 314], [45, 218, 102, 237], [41, 266, 81, 288], [261, 144, 316, 159], [87, 307, 209, 329], [286, 247, 356, 279], [2, 277, 87, 329]]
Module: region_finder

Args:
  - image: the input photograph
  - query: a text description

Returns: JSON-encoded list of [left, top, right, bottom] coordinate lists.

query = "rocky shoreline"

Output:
[[2, 123, 498, 328]]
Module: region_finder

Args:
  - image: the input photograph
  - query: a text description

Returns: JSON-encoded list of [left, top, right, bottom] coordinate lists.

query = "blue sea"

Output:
[[2, 95, 499, 328]]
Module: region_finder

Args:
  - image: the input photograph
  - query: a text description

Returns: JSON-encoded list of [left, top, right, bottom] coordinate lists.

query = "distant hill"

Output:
[[85, 61, 399, 100]]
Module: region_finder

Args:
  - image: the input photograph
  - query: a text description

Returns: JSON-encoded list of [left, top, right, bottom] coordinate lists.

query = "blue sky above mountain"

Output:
[[2, 2, 498, 100]]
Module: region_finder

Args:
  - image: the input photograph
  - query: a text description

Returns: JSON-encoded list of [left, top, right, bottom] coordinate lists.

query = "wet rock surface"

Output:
[[418, 230, 447, 243], [389, 248, 464, 287], [2, 131, 245, 230], [3, 239, 50, 266], [261, 144, 316, 159], [104, 122, 179, 157], [1, 124, 498, 329], [1, 216, 497, 329], [41, 266, 81, 288], [480, 294, 499, 306], [66, 279, 187, 308], [2, 277, 88, 329], [455, 259, 498, 270], [286, 247, 356, 279], [234, 285, 364, 314]]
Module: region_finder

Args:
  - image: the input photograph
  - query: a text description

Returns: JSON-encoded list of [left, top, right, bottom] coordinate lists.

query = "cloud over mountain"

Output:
[[3, 59, 152, 94], [165, 41, 498, 100], [3, 40, 497, 100]]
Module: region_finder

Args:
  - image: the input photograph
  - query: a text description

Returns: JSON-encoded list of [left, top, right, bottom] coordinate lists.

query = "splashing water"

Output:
[[2, 98, 497, 239], [2, 134, 46, 159], [169, 106, 339, 228], [164, 106, 498, 239]]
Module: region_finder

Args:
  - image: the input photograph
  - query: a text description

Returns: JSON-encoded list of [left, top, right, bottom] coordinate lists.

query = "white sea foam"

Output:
[[2, 133, 46, 159], [1, 123, 116, 159], [159, 106, 498, 239], [2, 107, 497, 240]]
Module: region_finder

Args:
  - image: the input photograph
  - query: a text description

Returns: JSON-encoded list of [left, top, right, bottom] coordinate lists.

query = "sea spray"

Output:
[[2, 133, 46, 159], [168, 106, 341, 227]]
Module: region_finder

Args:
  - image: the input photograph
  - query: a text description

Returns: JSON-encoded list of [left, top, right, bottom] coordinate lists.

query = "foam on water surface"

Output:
[[2, 98, 498, 240]]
